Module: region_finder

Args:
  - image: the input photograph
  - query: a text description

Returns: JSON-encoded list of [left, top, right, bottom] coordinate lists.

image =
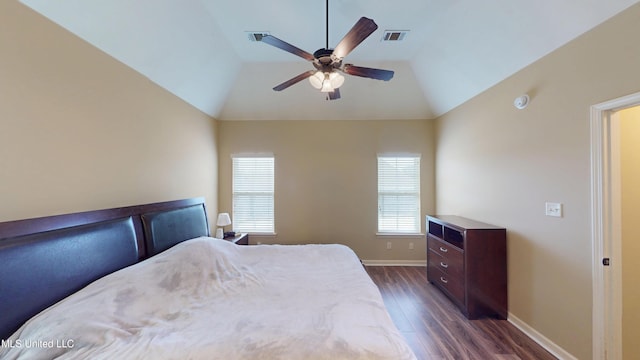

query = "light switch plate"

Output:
[[545, 202, 562, 217]]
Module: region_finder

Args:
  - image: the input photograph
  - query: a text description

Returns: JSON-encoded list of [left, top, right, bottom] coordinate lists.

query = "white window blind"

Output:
[[232, 156, 274, 233], [378, 155, 421, 233]]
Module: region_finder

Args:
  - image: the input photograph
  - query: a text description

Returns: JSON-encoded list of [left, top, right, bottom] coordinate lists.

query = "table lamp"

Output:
[[216, 213, 232, 239]]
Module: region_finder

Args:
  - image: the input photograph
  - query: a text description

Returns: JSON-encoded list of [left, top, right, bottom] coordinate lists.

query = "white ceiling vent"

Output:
[[246, 31, 271, 42], [382, 30, 408, 42]]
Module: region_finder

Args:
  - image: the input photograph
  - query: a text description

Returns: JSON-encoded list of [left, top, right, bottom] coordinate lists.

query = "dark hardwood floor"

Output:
[[366, 266, 557, 360]]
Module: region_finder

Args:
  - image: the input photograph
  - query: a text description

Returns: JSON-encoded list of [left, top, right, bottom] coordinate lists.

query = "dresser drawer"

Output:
[[428, 236, 463, 277], [428, 248, 463, 279], [428, 264, 465, 306], [427, 235, 461, 255]]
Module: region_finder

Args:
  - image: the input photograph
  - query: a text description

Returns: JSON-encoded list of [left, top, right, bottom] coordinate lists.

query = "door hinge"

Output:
[[602, 258, 610, 266]]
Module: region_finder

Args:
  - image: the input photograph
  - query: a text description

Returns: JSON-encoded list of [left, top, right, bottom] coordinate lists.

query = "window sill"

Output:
[[376, 232, 425, 238]]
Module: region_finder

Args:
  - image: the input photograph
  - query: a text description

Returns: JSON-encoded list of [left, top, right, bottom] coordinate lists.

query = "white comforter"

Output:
[[1, 237, 416, 360]]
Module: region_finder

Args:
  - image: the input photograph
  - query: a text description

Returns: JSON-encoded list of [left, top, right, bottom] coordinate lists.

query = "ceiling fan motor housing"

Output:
[[313, 48, 341, 72], [313, 48, 333, 59]]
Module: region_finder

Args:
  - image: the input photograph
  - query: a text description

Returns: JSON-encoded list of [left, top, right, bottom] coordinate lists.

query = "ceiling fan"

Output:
[[258, 0, 394, 100]]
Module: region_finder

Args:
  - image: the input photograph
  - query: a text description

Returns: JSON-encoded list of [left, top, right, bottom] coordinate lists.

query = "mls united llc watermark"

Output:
[[1, 339, 75, 349]]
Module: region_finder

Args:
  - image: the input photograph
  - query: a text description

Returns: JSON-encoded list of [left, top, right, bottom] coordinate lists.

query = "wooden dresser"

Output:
[[426, 215, 507, 319]]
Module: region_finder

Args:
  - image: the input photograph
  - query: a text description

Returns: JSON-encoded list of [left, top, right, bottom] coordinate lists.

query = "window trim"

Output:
[[377, 154, 421, 234], [231, 154, 275, 234]]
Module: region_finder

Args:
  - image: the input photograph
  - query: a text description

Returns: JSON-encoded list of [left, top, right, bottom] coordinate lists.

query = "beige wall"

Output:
[[7, 0, 640, 357], [434, 3, 640, 359], [619, 106, 640, 359], [0, 2, 218, 223], [218, 120, 435, 261]]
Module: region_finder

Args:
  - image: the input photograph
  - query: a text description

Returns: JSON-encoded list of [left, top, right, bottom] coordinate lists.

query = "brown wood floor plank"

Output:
[[366, 266, 558, 360]]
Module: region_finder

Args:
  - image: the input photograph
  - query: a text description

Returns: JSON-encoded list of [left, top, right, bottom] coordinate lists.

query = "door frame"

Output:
[[591, 91, 640, 360]]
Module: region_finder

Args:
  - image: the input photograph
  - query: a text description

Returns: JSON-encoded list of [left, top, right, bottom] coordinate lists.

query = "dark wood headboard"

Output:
[[0, 197, 208, 259], [0, 197, 210, 340]]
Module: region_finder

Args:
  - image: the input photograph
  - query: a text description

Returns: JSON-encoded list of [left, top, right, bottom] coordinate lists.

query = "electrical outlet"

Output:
[[545, 202, 562, 217], [386, 241, 392, 250], [409, 242, 414, 250]]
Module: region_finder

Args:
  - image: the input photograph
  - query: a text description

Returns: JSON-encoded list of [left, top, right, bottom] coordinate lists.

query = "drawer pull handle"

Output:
[[440, 262, 448, 268], [439, 247, 448, 253], [440, 277, 448, 284]]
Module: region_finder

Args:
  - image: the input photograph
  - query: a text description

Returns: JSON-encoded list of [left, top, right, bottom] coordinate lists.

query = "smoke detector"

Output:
[[514, 94, 530, 109]]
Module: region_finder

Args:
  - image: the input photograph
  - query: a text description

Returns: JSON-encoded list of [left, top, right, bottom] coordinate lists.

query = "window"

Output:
[[232, 156, 274, 233], [377, 155, 421, 233]]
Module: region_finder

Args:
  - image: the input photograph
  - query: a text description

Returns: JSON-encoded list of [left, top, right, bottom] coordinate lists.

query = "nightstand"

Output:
[[225, 233, 249, 245]]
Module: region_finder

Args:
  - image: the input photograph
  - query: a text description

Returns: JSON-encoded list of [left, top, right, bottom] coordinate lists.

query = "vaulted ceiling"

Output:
[[21, 0, 640, 120]]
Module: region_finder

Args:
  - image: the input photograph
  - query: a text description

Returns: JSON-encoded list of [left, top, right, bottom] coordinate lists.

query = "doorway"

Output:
[[617, 106, 640, 359], [591, 92, 640, 360]]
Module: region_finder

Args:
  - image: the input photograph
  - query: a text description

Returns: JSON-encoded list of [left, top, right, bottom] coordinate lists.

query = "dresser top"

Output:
[[427, 215, 504, 230]]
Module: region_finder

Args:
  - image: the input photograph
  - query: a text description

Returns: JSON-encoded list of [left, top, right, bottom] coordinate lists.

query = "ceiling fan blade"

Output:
[[332, 17, 378, 60], [260, 35, 315, 61], [273, 70, 316, 91], [343, 64, 394, 81], [327, 88, 341, 100]]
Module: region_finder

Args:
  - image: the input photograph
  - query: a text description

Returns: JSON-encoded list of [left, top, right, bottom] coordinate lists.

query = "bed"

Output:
[[0, 198, 416, 360]]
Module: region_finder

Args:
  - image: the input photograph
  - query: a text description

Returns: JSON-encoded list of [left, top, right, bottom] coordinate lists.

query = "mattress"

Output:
[[1, 237, 416, 360]]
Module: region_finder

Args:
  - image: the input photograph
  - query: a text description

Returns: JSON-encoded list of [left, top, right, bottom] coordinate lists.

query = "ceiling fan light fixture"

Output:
[[309, 71, 325, 89], [310, 71, 344, 92], [320, 75, 334, 92], [329, 72, 345, 88]]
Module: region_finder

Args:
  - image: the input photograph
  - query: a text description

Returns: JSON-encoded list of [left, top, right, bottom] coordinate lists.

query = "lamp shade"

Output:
[[309, 71, 344, 92], [328, 72, 344, 88], [216, 213, 232, 227], [309, 71, 324, 89], [320, 78, 334, 93]]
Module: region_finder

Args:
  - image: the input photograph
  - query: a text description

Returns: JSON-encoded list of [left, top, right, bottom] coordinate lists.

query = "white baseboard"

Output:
[[507, 312, 578, 360], [361, 260, 427, 266]]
